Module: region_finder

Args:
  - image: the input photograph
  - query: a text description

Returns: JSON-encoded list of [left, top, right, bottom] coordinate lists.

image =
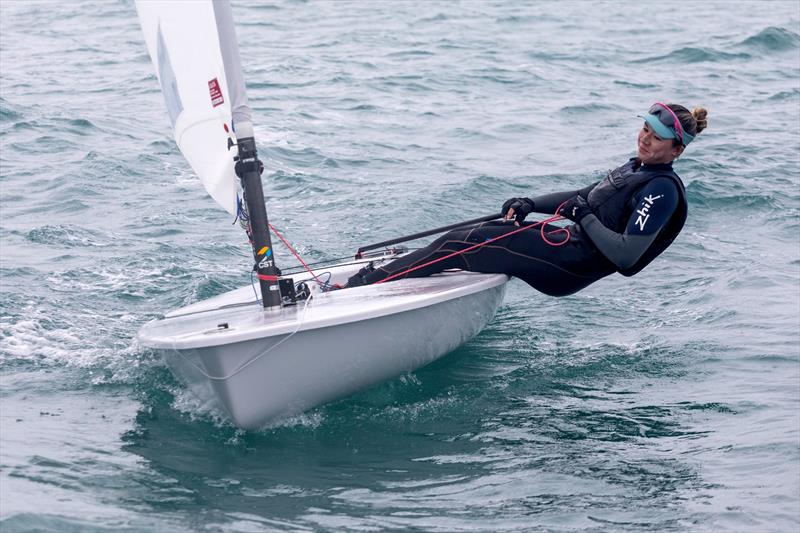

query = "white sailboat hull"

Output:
[[139, 259, 507, 428]]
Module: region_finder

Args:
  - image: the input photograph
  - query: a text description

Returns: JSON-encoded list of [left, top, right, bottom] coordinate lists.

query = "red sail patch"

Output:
[[208, 78, 224, 107]]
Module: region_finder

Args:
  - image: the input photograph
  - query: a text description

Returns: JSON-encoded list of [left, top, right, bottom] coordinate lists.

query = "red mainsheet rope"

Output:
[[268, 223, 326, 286]]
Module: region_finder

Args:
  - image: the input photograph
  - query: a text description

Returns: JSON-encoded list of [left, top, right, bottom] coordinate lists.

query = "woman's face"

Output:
[[637, 122, 684, 164]]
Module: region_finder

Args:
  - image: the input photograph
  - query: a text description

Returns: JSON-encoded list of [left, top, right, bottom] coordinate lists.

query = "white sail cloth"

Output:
[[136, 0, 253, 216]]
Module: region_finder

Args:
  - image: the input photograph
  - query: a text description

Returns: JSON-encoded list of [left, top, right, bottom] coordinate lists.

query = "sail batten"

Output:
[[136, 0, 241, 215]]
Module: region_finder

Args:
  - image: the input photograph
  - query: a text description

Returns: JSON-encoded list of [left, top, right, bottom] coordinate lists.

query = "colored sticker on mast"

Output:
[[208, 78, 224, 107]]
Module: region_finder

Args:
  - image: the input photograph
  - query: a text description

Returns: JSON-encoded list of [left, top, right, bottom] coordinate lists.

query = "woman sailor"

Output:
[[346, 103, 708, 296]]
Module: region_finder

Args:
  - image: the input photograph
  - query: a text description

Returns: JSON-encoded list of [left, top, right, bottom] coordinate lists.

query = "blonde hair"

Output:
[[668, 104, 709, 138], [690, 107, 708, 134]]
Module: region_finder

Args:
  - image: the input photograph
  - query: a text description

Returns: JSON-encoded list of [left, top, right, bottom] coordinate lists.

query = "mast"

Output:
[[214, 1, 281, 308], [236, 135, 282, 308]]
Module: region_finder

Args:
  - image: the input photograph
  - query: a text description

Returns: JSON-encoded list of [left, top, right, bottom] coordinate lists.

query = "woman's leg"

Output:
[[355, 221, 615, 296]]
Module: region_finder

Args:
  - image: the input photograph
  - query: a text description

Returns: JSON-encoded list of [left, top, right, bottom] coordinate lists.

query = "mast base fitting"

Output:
[[278, 278, 297, 305], [278, 279, 311, 305]]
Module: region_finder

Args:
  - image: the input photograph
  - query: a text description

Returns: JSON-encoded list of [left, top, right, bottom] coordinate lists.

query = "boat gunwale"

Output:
[[138, 271, 508, 350]]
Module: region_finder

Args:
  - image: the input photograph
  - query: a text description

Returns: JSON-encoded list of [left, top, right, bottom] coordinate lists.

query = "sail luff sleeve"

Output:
[[213, 0, 254, 139]]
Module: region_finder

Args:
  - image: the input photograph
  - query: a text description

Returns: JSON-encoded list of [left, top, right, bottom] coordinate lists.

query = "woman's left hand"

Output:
[[501, 197, 535, 224]]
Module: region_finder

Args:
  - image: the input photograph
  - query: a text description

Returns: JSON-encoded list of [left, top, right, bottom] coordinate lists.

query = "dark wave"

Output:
[[385, 50, 436, 59], [767, 88, 800, 101], [62, 117, 98, 135], [685, 181, 781, 210], [526, 50, 578, 62], [634, 46, 750, 64], [613, 80, 658, 89], [8, 120, 35, 132], [247, 80, 317, 90], [510, 403, 709, 442], [2, 115, 98, 142], [250, 3, 283, 11], [465, 69, 527, 85], [495, 15, 541, 24], [0, 98, 23, 122], [417, 13, 449, 23], [560, 103, 617, 115], [737, 26, 800, 52], [131, 227, 184, 238], [264, 145, 349, 171]]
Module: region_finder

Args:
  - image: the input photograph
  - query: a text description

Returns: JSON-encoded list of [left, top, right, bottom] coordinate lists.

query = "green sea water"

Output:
[[1, 1, 799, 531]]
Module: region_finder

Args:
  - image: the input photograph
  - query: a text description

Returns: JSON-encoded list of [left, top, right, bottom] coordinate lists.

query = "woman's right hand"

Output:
[[501, 197, 535, 224]]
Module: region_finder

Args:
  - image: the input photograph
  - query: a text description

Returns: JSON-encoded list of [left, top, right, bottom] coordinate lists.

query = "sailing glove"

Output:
[[558, 195, 592, 222], [501, 197, 535, 223]]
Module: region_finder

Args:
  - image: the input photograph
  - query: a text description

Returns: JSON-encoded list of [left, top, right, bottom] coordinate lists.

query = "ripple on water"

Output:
[[25, 224, 115, 248]]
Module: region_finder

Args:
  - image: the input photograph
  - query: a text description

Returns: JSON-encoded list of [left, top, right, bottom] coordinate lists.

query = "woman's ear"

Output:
[[673, 145, 685, 159]]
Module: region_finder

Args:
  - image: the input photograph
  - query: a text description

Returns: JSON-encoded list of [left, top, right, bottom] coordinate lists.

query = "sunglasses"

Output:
[[648, 102, 694, 146]]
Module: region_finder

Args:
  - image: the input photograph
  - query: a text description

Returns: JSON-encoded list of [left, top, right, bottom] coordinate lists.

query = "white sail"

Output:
[[136, 0, 253, 216]]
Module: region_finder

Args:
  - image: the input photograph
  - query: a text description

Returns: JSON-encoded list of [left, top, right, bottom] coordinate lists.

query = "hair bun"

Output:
[[691, 107, 708, 134]]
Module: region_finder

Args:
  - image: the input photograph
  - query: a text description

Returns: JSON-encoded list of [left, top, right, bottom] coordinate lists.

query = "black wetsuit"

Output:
[[358, 158, 688, 296]]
